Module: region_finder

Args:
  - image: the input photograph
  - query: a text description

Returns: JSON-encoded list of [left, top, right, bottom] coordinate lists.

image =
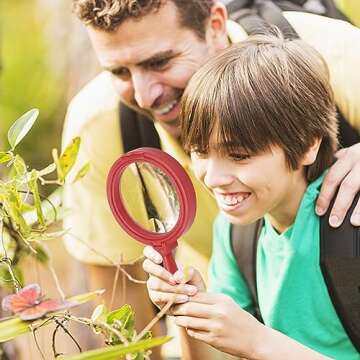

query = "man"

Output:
[[63, 0, 360, 357]]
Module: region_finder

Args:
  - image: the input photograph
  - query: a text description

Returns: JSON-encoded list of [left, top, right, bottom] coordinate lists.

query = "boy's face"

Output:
[[191, 146, 308, 229]]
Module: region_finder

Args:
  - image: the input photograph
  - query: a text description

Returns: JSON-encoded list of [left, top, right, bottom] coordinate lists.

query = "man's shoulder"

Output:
[[67, 72, 119, 123], [283, 10, 358, 43]]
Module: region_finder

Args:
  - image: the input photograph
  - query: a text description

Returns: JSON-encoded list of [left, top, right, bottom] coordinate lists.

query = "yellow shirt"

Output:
[[62, 12, 360, 269]]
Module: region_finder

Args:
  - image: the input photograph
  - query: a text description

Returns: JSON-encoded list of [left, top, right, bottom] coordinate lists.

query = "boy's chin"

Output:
[[223, 211, 261, 226]]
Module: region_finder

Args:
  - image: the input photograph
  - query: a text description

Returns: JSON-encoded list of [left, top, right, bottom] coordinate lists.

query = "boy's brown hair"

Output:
[[72, 0, 214, 39], [181, 33, 338, 182]]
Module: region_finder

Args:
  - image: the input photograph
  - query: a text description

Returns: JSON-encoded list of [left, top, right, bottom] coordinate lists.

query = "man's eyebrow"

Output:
[[138, 50, 176, 67]]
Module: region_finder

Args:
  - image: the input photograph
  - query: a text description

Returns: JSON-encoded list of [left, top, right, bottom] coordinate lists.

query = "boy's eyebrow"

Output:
[[104, 50, 177, 73]]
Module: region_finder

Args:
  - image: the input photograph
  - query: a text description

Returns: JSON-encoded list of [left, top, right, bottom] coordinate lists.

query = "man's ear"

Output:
[[205, 2, 229, 51], [302, 138, 323, 166]]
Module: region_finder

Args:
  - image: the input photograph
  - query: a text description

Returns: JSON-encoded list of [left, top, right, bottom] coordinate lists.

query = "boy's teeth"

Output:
[[156, 100, 177, 115], [219, 193, 249, 206]]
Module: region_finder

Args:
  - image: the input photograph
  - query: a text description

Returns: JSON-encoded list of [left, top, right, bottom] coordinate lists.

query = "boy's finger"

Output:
[[174, 316, 211, 332], [143, 259, 176, 284], [170, 301, 211, 317], [143, 246, 163, 264], [150, 291, 189, 305], [147, 276, 197, 296]]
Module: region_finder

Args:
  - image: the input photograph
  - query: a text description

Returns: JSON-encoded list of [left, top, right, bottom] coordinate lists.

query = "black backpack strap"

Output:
[[119, 102, 161, 153], [231, 219, 264, 321], [337, 107, 360, 148], [320, 191, 360, 352], [228, 0, 299, 39]]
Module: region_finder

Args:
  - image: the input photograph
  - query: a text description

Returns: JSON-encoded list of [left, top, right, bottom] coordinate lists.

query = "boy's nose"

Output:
[[203, 160, 235, 190]]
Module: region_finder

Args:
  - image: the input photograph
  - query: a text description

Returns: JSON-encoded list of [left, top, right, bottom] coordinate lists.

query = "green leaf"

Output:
[[28, 170, 45, 226], [0, 152, 12, 164], [31, 243, 49, 263], [106, 304, 132, 325], [0, 265, 24, 291], [3, 189, 31, 237], [63, 336, 171, 360], [73, 162, 90, 183], [59, 137, 81, 179], [91, 304, 107, 323], [12, 155, 27, 177], [7, 109, 39, 150]]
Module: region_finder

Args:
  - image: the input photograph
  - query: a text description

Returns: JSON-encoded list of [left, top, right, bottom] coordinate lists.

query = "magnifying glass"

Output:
[[106, 147, 196, 273]]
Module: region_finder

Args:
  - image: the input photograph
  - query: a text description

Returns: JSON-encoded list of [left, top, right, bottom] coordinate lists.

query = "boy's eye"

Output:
[[227, 153, 250, 162]]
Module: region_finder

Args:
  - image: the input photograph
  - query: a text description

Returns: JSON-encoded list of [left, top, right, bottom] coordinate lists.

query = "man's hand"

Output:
[[170, 292, 264, 359], [316, 143, 360, 227], [142, 246, 205, 309]]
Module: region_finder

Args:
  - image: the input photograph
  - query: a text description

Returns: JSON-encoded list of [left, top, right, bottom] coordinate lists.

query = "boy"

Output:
[[143, 33, 359, 359]]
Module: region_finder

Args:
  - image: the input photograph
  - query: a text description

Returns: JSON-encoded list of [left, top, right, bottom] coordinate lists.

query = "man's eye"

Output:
[[111, 68, 130, 80], [148, 58, 170, 70]]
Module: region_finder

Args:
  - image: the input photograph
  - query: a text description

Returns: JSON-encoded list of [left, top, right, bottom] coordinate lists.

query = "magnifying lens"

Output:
[[106, 147, 196, 273]]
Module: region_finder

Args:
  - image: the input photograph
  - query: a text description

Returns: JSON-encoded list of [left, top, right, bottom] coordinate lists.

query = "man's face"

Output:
[[88, 1, 227, 137]]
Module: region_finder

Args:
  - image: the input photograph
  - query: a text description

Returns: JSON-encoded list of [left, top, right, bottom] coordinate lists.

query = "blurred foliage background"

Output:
[[0, 0, 97, 175], [335, 0, 360, 26]]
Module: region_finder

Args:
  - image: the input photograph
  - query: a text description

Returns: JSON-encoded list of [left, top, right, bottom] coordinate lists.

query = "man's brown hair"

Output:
[[181, 33, 338, 183], [72, 0, 214, 39]]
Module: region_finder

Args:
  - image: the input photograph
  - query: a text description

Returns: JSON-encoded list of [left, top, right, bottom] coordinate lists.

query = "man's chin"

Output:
[[159, 120, 181, 139]]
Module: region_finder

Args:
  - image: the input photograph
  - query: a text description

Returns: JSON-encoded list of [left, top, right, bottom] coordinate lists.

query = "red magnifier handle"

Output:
[[163, 253, 177, 274]]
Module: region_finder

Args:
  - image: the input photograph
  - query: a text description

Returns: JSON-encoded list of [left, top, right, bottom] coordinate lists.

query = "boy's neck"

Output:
[[266, 174, 308, 234]]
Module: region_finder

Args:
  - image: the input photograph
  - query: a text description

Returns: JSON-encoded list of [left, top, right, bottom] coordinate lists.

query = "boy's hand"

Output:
[[316, 143, 360, 227], [170, 292, 264, 358], [142, 246, 205, 309]]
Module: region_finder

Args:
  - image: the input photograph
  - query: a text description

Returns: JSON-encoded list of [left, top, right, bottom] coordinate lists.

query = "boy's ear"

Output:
[[301, 138, 322, 166], [205, 2, 229, 51]]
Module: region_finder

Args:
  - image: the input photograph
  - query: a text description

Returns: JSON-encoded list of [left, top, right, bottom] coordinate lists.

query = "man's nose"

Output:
[[132, 72, 163, 109], [203, 159, 234, 189]]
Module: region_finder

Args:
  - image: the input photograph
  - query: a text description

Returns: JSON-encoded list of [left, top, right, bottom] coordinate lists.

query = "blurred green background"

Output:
[[0, 1, 65, 169], [0, 0, 97, 174]]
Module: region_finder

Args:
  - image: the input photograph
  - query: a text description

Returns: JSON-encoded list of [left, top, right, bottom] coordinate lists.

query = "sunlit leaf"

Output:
[[91, 304, 107, 323], [3, 189, 31, 237], [73, 162, 90, 183], [12, 155, 27, 177], [52, 148, 64, 182], [59, 137, 81, 179], [106, 304, 132, 325], [7, 109, 39, 150], [63, 336, 171, 360], [37, 163, 56, 177], [0, 152, 12, 164], [28, 170, 45, 226]]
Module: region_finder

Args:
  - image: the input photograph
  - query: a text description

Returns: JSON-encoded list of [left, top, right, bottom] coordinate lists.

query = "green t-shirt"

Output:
[[209, 175, 359, 359]]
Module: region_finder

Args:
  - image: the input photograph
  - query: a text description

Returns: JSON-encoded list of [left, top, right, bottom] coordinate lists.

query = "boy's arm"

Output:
[[172, 293, 331, 360]]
